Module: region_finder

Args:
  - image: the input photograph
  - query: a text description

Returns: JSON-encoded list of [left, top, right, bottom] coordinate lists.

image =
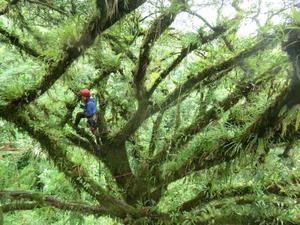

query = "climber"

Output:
[[74, 88, 98, 133]]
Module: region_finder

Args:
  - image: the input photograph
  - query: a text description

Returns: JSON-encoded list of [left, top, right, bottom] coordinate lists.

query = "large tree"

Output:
[[1, 0, 300, 224]]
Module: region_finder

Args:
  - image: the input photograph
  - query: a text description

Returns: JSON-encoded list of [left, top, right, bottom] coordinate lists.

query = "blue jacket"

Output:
[[84, 96, 96, 117]]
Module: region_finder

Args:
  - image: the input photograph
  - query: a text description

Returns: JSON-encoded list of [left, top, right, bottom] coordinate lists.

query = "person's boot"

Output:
[[91, 127, 97, 134]]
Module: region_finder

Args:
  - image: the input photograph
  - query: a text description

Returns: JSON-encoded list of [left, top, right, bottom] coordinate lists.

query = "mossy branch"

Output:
[[179, 179, 300, 212], [134, 2, 181, 101], [0, 190, 108, 215], [0, 27, 42, 58], [148, 112, 164, 154]]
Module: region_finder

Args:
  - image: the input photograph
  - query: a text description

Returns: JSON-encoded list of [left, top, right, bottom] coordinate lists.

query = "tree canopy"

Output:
[[1, 0, 300, 224]]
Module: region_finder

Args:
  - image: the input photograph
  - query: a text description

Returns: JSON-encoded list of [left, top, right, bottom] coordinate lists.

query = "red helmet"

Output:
[[79, 89, 90, 97]]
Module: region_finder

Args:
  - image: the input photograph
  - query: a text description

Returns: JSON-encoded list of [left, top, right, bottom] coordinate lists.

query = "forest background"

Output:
[[1, 0, 300, 224]]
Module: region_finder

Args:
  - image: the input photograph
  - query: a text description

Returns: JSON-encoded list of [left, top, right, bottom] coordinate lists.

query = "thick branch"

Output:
[[95, 75, 110, 142], [149, 112, 164, 154], [179, 180, 300, 212], [109, 100, 149, 146], [167, 96, 182, 153], [180, 185, 253, 212], [66, 133, 98, 154], [0, 190, 108, 215], [1, 203, 41, 212], [134, 1, 181, 101], [0, 27, 42, 58]]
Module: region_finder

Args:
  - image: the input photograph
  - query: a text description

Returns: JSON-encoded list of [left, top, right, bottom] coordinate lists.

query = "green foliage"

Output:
[[292, 9, 300, 25], [42, 15, 85, 58], [0, 19, 4, 28], [0, 0, 300, 224]]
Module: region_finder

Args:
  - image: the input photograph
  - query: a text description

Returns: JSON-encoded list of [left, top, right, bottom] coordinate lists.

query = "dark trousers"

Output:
[[75, 112, 97, 128], [74, 112, 86, 127]]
